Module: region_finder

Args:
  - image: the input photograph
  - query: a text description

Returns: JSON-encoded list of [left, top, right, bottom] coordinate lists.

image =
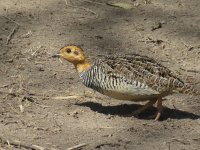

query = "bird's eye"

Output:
[[66, 48, 71, 53]]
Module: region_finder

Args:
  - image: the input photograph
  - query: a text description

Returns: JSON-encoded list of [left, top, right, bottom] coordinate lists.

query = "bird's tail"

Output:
[[176, 84, 199, 96]]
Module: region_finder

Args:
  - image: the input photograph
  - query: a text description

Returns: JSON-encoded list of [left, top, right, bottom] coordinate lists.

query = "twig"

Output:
[[180, 68, 200, 74], [181, 41, 193, 48], [64, 0, 97, 16], [59, 57, 63, 64], [47, 68, 69, 72], [0, 90, 20, 97], [31, 45, 42, 56], [81, 7, 97, 15], [19, 104, 24, 113], [0, 136, 45, 150], [137, 36, 163, 44], [82, 0, 104, 5], [7, 103, 20, 114], [171, 138, 190, 145], [0, 90, 84, 101], [6, 25, 19, 45], [186, 69, 200, 74], [67, 143, 88, 150], [3, 15, 21, 26], [0, 90, 85, 102], [181, 41, 195, 51], [0, 83, 12, 88], [35, 103, 53, 108], [53, 95, 83, 100]]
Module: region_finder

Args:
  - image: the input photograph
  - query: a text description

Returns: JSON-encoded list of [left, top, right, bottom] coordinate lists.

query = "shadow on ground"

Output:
[[76, 101, 200, 121]]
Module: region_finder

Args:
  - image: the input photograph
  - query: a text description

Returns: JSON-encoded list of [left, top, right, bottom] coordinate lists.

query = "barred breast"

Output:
[[80, 66, 157, 101]]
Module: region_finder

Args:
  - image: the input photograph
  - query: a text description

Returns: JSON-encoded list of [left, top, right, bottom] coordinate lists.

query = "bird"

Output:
[[53, 45, 199, 120]]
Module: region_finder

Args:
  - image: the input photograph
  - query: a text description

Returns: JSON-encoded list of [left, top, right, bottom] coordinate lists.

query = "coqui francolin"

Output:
[[53, 45, 199, 120]]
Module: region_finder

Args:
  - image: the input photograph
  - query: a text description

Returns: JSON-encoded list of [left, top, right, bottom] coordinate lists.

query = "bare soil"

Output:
[[0, 0, 200, 150]]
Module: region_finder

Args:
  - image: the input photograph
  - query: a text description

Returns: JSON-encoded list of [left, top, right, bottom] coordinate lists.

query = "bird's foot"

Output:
[[125, 100, 157, 118], [153, 99, 163, 121], [154, 111, 162, 121], [147, 111, 162, 121]]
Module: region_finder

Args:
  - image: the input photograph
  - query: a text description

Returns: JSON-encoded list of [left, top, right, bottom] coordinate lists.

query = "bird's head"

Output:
[[53, 45, 91, 73]]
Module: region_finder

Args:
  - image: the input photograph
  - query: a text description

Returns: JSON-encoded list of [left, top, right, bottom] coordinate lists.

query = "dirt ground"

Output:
[[0, 0, 200, 149]]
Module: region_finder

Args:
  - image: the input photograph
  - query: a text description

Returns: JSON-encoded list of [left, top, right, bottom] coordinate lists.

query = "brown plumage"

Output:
[[54, 45, 199, 120], [103, 54, 199, 96]]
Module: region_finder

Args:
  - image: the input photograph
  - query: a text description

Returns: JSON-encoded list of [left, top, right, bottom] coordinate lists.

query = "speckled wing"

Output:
[[98, 54, 186, 94]]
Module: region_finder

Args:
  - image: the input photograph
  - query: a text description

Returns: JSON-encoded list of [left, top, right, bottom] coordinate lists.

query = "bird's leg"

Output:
[[126, 100, 156, 117], [133, 99, 157, 116], [154, 98, 163, 121]]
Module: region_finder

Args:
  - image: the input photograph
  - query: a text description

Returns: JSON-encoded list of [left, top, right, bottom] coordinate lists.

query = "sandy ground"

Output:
[[0, 0, 200, 149]]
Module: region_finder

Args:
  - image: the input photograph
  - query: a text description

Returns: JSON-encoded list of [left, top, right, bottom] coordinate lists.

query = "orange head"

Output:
[[55, 45, 91, 73]]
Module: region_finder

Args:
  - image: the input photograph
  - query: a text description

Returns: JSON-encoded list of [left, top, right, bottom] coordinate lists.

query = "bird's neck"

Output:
[[75, 60, 91, 73]]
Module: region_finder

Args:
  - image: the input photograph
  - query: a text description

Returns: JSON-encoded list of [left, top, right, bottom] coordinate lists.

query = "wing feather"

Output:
[[97, 54, 185, 93]]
